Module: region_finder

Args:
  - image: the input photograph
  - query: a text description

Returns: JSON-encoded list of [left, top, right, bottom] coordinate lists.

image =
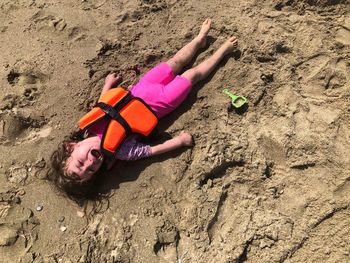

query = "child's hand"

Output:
[[104, 73, 122, 88], [100, 73, 122, 98], [179, 131, 194, 147]]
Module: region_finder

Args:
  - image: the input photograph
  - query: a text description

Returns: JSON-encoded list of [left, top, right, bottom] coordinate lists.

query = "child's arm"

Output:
[[100, 73, 122, 99], [150, 131, 194, 156]]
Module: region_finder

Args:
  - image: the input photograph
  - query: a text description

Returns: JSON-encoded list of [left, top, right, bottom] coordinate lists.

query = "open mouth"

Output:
[[91, 149, 101, 159]]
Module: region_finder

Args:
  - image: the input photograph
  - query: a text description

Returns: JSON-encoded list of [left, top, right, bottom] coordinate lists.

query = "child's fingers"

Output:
[[113, 73, 122, 79], [107, 73, 121, 81], [106, 73, 112, 79], [179, 131, 194, 146]]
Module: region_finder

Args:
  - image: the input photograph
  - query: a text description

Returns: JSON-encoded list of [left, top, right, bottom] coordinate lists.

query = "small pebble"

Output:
[[76, 211, 85, 218], [58, 216, 65, 223], [60, 226, 67, 232], [17, 189, 26, 196], [36, 205, 43, 211]]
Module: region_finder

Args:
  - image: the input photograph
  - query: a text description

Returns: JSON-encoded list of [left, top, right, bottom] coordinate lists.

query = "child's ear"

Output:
[[65, 142, 77, 152]]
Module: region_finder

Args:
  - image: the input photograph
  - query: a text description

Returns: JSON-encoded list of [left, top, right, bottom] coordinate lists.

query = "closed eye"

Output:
[[78, 160, 84, 166]]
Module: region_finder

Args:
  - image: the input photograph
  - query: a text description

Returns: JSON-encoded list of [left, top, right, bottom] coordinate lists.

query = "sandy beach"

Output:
[[0, 0, 350, 262]]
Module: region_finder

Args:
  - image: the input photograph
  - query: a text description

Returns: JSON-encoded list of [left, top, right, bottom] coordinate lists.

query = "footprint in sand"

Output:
[[0, 110, 51, 146], [31, 10, 90, 43], [0, 88, 40, 110], [294, 55, 349, 99], [115, 0, 168, 25], [31, 10, 67, 32], [68, 26, 87, 42], [7, 69, 46, 86], [3, 69, 47, 109]]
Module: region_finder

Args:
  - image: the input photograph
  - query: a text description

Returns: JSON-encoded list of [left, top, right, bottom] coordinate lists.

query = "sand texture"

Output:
[[0, 0, 350, 262]]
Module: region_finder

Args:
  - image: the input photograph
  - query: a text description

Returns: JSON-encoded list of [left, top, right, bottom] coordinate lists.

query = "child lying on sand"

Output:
[[49, 18, 237, 200]]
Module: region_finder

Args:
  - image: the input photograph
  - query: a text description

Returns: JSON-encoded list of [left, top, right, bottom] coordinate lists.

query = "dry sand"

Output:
[[1, 0, 350, 262]]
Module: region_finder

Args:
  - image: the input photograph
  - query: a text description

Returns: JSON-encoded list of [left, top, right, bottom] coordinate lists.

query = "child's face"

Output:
[[65, 136, 104, 181]]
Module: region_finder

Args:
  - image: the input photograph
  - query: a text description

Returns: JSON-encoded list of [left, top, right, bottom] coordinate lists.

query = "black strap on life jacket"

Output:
[[95, 102, 132, 137], [94, 91, 134, 137]]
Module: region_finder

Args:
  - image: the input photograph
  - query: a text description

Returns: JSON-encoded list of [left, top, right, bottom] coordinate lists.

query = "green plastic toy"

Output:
[[222, 88, 247, 109]]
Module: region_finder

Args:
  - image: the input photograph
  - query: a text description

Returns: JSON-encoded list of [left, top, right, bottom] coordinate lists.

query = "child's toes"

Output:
[[202, 18, 212, 28], [229, 36, 238, 44], [206, 18, 212, 26]]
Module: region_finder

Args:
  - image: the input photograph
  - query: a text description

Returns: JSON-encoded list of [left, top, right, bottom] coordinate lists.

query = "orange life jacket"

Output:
[[79, 87, 158, 157]]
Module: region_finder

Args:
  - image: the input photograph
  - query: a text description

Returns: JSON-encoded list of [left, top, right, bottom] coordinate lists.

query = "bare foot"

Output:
[[196, 18, 212, 48], [220, 36, 238, 56]]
